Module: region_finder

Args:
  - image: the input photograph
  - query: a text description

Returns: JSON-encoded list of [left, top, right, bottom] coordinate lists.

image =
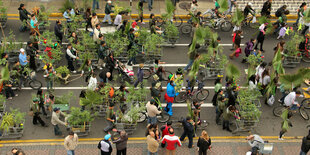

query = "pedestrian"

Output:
[[148, 0, 154, 11], [164, 77, 177, 116], [29, 31, 39, 50], [84, 8, 92, 31], [228, 0, 236, 13], [248, 75, 257, 90], [106, 53, 116, 80], [215, 89, 226, 125], [147, 131, 159, 155], [222, 105, 239, 132], [103, 1, 114, 25], [51, 107, 67, 137], [242, 38, 256, 63], [104, 102, 116, 133], [99, 70, 111, 83], [162, 128, 182, 155], [146, 99, 162, 125], [179, 116, 194, 148], [54, 20, 63, 43], [64, 131, 79, 155], [88, 73, 98, 91], [261, 69, 271, 94], [11, 148, 25, 155], [300, 130, 310, 155], [255, 62, 267, 84], [283, 90, 302, 111], [97, 41, 108, 70], [19, 48, 28, 67], [190, 0, 198, 15], [138, 1, 144, 24], [197, 130, 211, 155], [37, 89, 47, 117], [93, 0, 99, 10], [66, 44, 79, 73], [111, 129, 128, 155], [26, 41, 38, 71], [160, 121, 172, 140], [114, 11, 123, 27], [44, 93, 55, 116], [30, 14, 39, 34], [43, 64, 56, 92], [295, 3, 307, 26], [127, 28, 135, 51], [18, 4, 31, 32], [277, 23, 288, 40], [279, 110, 293, 140], [93, 23, 102, 41], [63, 8, 75, 23], [230, 30, 242, 59], [227, 86, 238, 107], [254, 23, 268, 52], [30, 98, 48, 127], [98, 134, 113, 155], [3, 79, 18, 100], [261, 0, 272, 17], [134, 63, 144, 88]]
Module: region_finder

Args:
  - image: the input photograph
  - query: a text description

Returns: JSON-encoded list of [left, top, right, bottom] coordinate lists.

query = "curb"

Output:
[[7, 13, 298, 19]]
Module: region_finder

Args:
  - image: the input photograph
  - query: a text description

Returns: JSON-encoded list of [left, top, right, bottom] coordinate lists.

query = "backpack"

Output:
[[275, 8, 282, 17]]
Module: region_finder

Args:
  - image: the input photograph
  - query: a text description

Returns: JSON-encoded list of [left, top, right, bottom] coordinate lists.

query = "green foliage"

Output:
[[218, 0, 228, 13], [0, 94, 5, 105], [126, 82, 149, 103], [122, 102, 145, 124], [55, 66, 70, 76], [1, 64, 9, 83], [66, 15, 86, 33], [0, 108, 25, 132], [237, 89, 262, 121], [144, 33, 164, 56], [279, 69, 310, 90], [272, 49, 285, 75], [10, 108, 25, 125], [303, 9, 310, 23], [55, 91, 73, 104], [67, 107, 96, 125], [113, 1, 131, 14], [40, 31, 63, 65], [37, 5, 51, 27], [187, 100, 193, 118], [174, 75, 184, 93], [284, 34, 304, 57], [0, 0, 7, 19], [225, 63, 240, 80], [165, 0, 175, 15], [105, 31, 129, 57], [59, 0, 74, 13], [82, 0, 92, 10], [80, 90, 103, 107], [232, 8, 244, 26]]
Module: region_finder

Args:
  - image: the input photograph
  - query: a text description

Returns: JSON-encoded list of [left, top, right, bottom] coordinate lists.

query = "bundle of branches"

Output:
[[279, 68, 310, 90], [232, 8, 244, 27], [218, 0, 228, 13]]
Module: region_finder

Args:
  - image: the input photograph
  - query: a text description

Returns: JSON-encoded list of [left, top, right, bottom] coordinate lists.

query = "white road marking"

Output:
[[161, 103, 214, 107]]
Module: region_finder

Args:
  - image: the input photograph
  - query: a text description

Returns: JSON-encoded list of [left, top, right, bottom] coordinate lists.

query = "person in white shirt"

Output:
[[93, 24, 101, 41], [66, 44, 79, 73], [284, 91, 302, 111], [91, 13, 99, 29], [114, 11, 123, 27], [248, 75, 257, 90], [88, 73, 98, 91], [146, 99, 161, 124], [246, 134, 264, 155], [64, 131, 79, 155], [255, 62, 267, 84], [190, 0, 198, 15]]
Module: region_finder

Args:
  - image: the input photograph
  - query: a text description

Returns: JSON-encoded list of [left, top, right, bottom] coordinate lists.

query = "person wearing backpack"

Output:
[[300, 130, 310, 155], [275, 5, 287, 18], [294, 2, 307, 26], [98, 134, 113, 155], [242, 38, 256, 63], [215, 89, 226, 125], [261, 0, 272, 17]]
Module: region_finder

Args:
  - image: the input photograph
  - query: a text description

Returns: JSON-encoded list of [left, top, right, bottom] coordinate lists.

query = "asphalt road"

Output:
[[1, 19, 310, 140]]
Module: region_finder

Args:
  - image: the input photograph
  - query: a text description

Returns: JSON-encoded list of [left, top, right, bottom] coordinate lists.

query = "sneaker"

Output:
[[241, 36, 244, 39], [72, 70, 77, 73], [99, 68, 103, 70], [278, 99, 282, 103], [278, 137, 284, 140], [7, 97, 13, 100], [15, 94, 18, 97]]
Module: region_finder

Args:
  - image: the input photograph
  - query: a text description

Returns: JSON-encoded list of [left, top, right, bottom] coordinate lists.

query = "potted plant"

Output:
[[137, 28, 164, 59], [56, 66, 70, 78], [0, 0, 7, 28], [37, 5, 51, 32], [67, 107, 96, 136], [283, 34, 304, 67], [80, 90, 105, 116], [105, 31, 129, 62], [53, 91, 73, 112], [0, 95, 5, 114], [0, 108, 25, 138], [164, 22, 179, 45]]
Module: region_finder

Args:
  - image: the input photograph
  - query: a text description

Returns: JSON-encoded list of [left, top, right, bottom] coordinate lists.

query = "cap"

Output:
[[53, 107, 60, 112], [104, 134, 111, 140], [107, 1, 112, 3], [176, 68, 183, 75], [168, 74, 174, 81], [33, 98, 39, 102], [248, 2, 252, 6], [20, 48, 25, 52]]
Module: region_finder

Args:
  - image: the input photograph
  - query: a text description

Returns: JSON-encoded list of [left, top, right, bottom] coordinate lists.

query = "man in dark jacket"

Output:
[[134, 63, 144, 88], [111, 129, 128, 155], [180, 116, 195, 148], [26, 41, 38, 71], [98, 134, 113, 155], [103, 1, 114, 25], [18, 3, 31, 32], [227, 86, 238, 107], [300, 130, 310, 155], [261, 0, 272, 17], [97, 41, 109, 70], [99, 69, 111, 83], [54, 20, 63, 43]]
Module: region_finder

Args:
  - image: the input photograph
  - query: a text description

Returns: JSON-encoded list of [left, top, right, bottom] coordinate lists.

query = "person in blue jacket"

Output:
[[164, 74, 179, 116]]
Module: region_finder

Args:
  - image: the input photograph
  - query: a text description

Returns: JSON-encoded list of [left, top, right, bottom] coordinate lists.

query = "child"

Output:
[[277, 23, 287, 40]]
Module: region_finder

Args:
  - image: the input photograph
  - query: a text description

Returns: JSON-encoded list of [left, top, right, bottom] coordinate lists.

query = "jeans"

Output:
[[254, 39, 264, 51], [117, 148, 127, 155], [104, 121, 114, 132], [300, 150, 307, 155], [103, 14, 112, 24], [222, 120, 230, 130], [184, 59, 194, 71], [134, 79, 143, 88], [46, 80, 53, 91], [165, 102, 173, 116], [54, 124, 62, 135], [93, 0, 99, 10], [67, 59, 75, 71], [148, 116, 157, 124], [251, 146, 259, 154], [180, 131, 193, 148], [148, 0, 153, 10], [147, 151, 158, 155], [228, 0, 235, 13], [198, 149, 207, 155], [67, 150, 75, 155], [127, 57, 137, 65]]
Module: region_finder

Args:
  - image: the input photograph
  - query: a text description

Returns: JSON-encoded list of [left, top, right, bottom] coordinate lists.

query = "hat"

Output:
[[176, 68, 183, 75], [247, 2, 252, 6], [20, 48, 25, 52], [107, 1, 112, 3], [104, 134, 111, 140], [168, 74, 174, 81], [33, 98, 39, 102], [153, 74, 159, 81], [53, 107, 60, 112]]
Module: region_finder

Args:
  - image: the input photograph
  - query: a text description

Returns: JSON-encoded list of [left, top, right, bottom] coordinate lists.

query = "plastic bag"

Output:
[[267, 95, 275, 106], [252, 17, 256, 23]]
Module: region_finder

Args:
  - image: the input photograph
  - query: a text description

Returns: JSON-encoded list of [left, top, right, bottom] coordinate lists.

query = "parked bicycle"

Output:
[[154, 16, 183, 27], [175, 80, 209, 103], [142, 64, 172, 81], [273, 97, 309, 120], [10, 67, 42, 90], [136, 102, 171, 123]]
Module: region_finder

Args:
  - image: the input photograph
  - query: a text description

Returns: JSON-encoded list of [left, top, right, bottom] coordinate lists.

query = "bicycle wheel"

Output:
[[181, 24, 192, 34], [142, 69, 152, 79], [29, 80, 42, 90], [196, 89, 209, 101], [302, 98, 310, 109], [299, 107, 310, 120], [162, 71, 173, 81], [202, 12, 213, 20], [175, 92, 187, 103], [173, 16, 183, 27], [220, 21, 232, 32], [157, 111, 171, 123], [273, 106, 285, 117], [155, 16, 164, 27], [137, 112, 147, 123]]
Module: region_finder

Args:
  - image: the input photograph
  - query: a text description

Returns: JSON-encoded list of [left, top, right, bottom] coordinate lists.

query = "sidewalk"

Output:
[[0, 139, 302, 155]]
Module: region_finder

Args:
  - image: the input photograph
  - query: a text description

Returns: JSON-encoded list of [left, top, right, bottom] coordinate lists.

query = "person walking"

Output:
[[160, 121, 173, 140], [222, 105, 239, 132], [246, 134, 264, 154], [97, 41, 109, 70], [64, 131, 79, 155], [19, 48, 28, 67], [215, 89, 226, 125], [134, 64, 144, 87], [51, 107, 67, 137], [147, 131, 159, 155], [66, 44, 79, 73], [148, 0, 154, 11], [18, 3, 30, 32], [164, 78, 177, 116], [93, 24, 102, 41], [93, 0, 99, 10], [103, 1, 114, 25], [254, 23, 268, 52], [197, 130, 212, 155], [3, 79, 18, 100], [161, 128, 182, 155], [111, 129, 128, 155], [180, 116, 195, 148], [184, 44, 200, 72], [261, 0, 272, 17], [279, 109, 293, 140], [106, 53, 116, 80], [104, 103, 116, 133], [295, 3, 307, 26], [88, 73, 98, 91], [300, 130, 310, 155], [54, 20, 63, 43], [146, 99, 161, 124], [98, 134, 113, 155], [26, 41, 38, 71], [228, 0, 236, 13], [37, 89, 47, 117], [43, 64, 56, 92], [30, 98, 48, 127]]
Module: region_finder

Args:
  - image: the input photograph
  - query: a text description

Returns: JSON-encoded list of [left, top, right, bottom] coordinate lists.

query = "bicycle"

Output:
[[273, 99, 309, 120], [202, 16, 232, 32], [11, 68, 42, 90], [241, 13, 259, 29], [142, 64, 172, 81], [301, 87, 310, 109], [154, 15, 183, 27], [136, 101, 171, 123], [174, 80, 209, 103]]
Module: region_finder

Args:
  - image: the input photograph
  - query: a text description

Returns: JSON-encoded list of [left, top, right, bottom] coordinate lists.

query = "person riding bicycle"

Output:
[[246, 134, 264, 154], [243, 2, 255, 20], [283, 90, 302, 111]]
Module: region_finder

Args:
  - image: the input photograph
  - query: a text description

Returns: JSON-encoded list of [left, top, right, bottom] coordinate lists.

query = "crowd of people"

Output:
[[2, 0, 310, 155]]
